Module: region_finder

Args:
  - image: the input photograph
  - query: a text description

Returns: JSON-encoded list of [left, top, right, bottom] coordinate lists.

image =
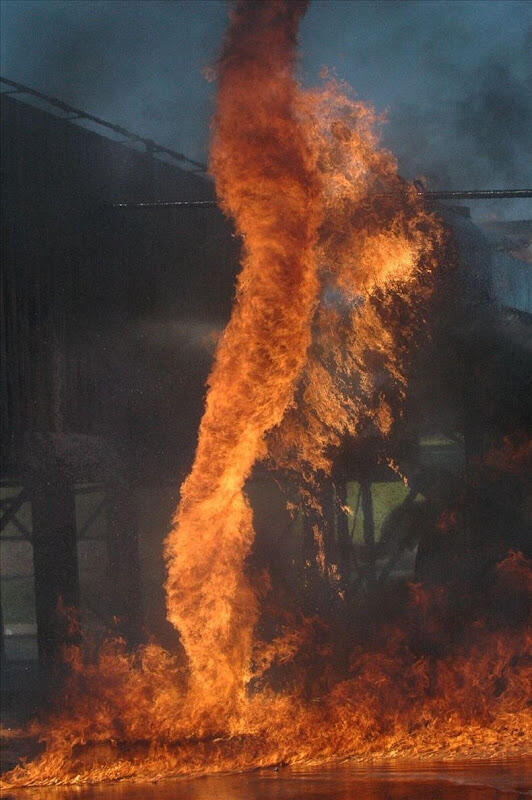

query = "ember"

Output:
[[1, 0, 530, 791]]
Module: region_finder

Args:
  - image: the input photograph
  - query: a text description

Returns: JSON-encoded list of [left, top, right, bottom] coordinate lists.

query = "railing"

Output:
[[0, 76, 207, 173]]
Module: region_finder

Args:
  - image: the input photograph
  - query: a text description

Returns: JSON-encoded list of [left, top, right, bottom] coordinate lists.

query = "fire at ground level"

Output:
[[2, 81, 531, 800], [1, 536, 530, 786], [1, 0, 531, 790]]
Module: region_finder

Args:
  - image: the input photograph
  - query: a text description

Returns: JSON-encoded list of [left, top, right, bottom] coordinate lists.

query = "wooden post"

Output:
[[360, 479, 376, 586], [31, 476, 80, 677], [335, 480, 352, 587], [320, 478, 339, 568], [106, 480, 143, 646]]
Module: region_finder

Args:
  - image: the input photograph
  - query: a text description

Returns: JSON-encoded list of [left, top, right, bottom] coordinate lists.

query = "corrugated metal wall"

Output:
[[1, 95, 238, 476]]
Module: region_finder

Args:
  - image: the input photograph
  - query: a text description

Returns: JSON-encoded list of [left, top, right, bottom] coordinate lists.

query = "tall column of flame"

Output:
[[164, 0, 321, 715]]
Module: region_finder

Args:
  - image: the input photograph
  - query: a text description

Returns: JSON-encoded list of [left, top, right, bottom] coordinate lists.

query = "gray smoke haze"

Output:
[[1, 0, 531, 219]]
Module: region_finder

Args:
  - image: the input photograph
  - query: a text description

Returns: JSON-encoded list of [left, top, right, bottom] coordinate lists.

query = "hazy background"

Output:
[[1, 0, 531, 219]]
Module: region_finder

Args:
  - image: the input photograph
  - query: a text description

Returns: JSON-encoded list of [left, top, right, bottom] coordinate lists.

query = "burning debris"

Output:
[[1, 0, 530, 790]]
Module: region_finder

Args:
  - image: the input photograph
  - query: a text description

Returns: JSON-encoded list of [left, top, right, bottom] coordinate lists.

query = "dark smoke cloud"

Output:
[[456, 61, 531, 181], [380, 55, 531, 219], [1, 0, 530, 218]]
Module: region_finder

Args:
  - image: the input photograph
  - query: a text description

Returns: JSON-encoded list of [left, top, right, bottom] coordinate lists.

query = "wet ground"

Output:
[[2, 758, 531, 800]]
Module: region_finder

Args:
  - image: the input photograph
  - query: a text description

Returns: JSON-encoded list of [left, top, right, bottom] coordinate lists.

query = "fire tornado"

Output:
[[2, 0, 530, 789], [164, 0, 322, 719]]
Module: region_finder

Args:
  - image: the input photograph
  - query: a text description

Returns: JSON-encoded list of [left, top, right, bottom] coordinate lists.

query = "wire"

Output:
[[0, 76, 207, 172], [3, 78, 530, 205], [108, 189, 532, 210]]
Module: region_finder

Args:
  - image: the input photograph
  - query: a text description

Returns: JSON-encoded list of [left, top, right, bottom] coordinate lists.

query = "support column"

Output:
[[360, 479, 376, 586], [31, 476, 80, 676], [106, 480, 143, 646], [335, 479, 352, 587]]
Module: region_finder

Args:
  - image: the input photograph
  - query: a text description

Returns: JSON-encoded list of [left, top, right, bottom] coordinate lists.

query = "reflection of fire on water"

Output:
[[2, 0, 530, 788]]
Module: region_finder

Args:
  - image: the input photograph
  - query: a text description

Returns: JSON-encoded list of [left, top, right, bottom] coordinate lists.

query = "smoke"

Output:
[[137, 317, 220, 355], [2, 2, 531, 789], [2, 0, 530, 218], [0, 0, 227, 162], [382, 56, 532, 219], [456, 61, 531, 182]]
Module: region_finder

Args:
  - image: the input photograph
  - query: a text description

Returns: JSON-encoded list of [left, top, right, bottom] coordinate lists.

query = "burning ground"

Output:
[[2, 0, 530, 789]]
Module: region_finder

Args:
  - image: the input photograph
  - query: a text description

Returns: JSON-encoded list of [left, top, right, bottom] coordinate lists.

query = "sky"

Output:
[[1, 0, 531, 218]]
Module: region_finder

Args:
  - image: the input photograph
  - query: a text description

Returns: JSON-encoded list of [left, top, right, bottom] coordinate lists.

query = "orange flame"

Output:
[[2, 0, 530, 789]]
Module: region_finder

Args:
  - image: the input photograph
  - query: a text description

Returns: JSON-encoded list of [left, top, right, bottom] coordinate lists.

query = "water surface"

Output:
[[3, 758, 531, 800]]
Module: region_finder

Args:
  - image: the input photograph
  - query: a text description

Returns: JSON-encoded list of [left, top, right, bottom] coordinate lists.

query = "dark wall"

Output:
[[1, 95, 239, 478]]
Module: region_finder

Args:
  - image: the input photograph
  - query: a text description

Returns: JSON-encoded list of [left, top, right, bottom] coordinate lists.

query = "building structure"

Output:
[[1, 92, 238, 697], [1, 91, 530, 709]]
